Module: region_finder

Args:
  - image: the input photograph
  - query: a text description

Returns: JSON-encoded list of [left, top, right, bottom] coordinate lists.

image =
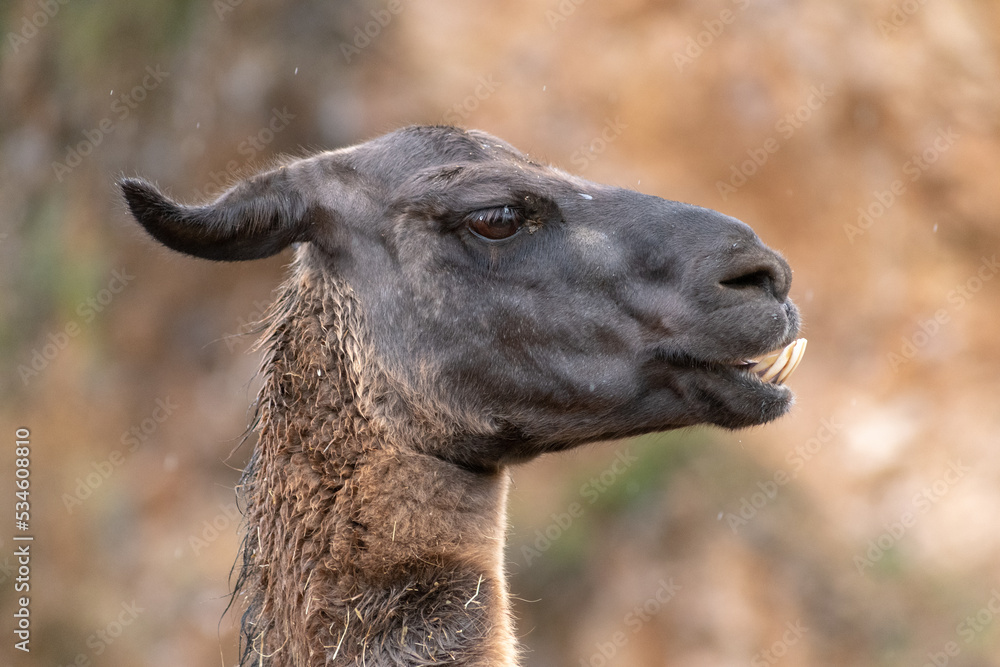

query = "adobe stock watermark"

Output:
[[886, 255, 998, 372], [956, 589, 1000, 650], [921, 588, 1000, 667], [221, 299, 272, 353], [579, 578, 680, 667], [54, 599, 145, 666], [716, 84, 833, 201], [18, 267, 135, 386], [520, 446, 638, 567], [339, 0, 403, 63], [673, 0, 752, 72], [213, 0, 244, 20], [844, 126, 959, 243], [569, 117, 628, 173], [918, 588, 1000, 667], [51, 65, 170, 182], [4, 0, 71, 55], [751, 619, 809, 667], [722, 415, 843, 533], [854, 460, 971, 575], [545, 0, 588, 30], [189, 502, 241, 556], [877, 0, 929, 37], [191, 107, 295, 202], [62, 397, 179, 514], [440, 75, 502, 125]]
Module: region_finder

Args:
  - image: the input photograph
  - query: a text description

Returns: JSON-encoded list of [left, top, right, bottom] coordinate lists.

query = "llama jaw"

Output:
[[742, 338, 807, 385]]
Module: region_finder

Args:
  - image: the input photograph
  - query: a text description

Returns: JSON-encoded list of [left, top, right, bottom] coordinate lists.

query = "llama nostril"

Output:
[[719, 267, 787, 303], [719, 268, 775, 294], [718, 253, 791, 302]]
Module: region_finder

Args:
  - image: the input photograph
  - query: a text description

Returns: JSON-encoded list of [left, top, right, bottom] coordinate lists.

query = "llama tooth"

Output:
[[749, 350, 781, 374], [774, 350, 795, 384], [749, 339, 808, 384], [759, 344, 793, 383], [775, 339, 807, 384], [753, 343, 792, 382]]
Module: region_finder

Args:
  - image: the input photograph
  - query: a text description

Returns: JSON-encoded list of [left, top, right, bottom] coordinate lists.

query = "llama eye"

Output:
[[465, 206, 524, 241]]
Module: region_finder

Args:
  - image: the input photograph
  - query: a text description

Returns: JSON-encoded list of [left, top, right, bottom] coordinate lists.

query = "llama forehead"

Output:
[[294, 130, 547, 229], [366, 126, 531, 174], [302, 127, 605, 234]]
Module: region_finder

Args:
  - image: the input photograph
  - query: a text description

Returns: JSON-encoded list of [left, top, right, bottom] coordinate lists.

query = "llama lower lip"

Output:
[[741, 338, 807, 385]]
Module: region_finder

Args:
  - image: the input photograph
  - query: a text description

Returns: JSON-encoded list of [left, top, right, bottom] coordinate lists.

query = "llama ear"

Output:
[[119, 168, 311, 261]]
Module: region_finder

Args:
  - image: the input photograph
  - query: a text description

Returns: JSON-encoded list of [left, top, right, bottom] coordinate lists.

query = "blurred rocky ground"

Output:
[[1, 0, 999, 665]]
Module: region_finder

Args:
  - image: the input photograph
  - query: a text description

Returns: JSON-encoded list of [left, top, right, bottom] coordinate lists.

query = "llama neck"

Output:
[[238, 268, 516, 666]]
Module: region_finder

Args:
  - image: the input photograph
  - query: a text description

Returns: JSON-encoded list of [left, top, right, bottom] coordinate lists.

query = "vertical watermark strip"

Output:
[[12, 427, 33, 653]]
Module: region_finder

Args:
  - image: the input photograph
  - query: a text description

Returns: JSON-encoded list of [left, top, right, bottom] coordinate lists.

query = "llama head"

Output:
[[121, 126, 803, 469]]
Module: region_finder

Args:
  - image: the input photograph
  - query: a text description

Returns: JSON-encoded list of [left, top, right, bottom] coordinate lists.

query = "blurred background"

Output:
[[2, 0, 999, 665]]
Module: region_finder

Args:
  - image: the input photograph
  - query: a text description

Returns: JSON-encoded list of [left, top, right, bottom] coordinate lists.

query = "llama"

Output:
[[120, 125, 805, 666]]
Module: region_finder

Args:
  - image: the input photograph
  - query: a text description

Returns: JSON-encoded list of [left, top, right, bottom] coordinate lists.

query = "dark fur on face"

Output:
[[120, 126, 801, 665]]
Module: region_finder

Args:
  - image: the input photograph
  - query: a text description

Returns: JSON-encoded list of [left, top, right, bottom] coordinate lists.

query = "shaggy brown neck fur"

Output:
[[236, 259, 516, 666]]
